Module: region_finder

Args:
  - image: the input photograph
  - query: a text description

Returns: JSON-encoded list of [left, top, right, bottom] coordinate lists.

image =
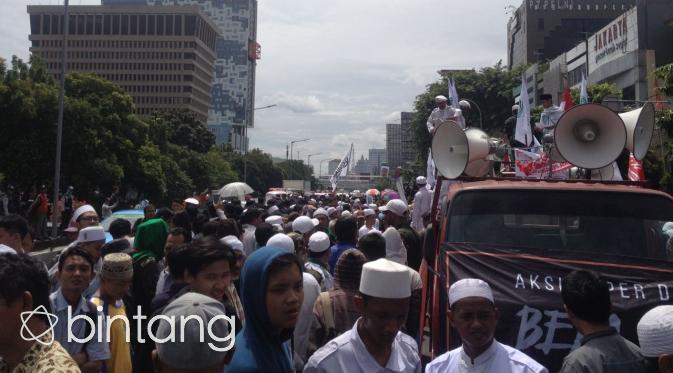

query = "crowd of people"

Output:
[[0, 185, 672, 373]]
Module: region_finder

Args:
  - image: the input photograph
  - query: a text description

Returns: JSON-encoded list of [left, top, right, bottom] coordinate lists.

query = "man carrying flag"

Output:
[[580, 72, 589, 104], [536, 94, 564, 137]]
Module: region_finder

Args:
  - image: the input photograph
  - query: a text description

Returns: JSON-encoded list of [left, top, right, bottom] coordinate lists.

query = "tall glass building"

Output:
[[104, 0, 258, 151]]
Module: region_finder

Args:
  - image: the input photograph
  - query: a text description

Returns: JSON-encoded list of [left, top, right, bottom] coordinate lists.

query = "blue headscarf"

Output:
[[227, 246, 296, 373]]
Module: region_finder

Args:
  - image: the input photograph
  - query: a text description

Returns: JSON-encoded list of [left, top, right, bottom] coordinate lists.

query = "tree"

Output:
[[655, 63, 673, 97], [570, 82, 622, 104], [151, 109, 215, 153]]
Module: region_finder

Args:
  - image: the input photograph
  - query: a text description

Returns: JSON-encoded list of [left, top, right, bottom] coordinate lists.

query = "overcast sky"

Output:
[[1, 0, 516, 174]]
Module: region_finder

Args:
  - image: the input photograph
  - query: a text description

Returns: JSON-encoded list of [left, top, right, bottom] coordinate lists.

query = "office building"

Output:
[[401, 112, 415, 166], [327, 159, 341, 176], [538, 1, 673, 105], [28, 5, 217, 124], [507, 0, 636, 68], [368, 148, 387, 175], [386, 123, 402, 169], [103, 0, 259, 152]]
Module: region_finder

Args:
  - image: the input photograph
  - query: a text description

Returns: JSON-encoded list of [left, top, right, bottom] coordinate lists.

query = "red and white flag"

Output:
[[628, 153, 645, 181]]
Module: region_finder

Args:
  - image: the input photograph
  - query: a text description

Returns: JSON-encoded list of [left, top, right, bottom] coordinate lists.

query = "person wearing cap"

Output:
[[411, 176, 432, 232], [91, 253, 133, 373], [221, 234, 246, 326], [426, 279, 546, 373], [559, 270, 646, 373], [51, 246, 110, 371], [427, 94, 463, 135], [306, 231, 334, 291], [265, 215, 285, 233], [306, 249, 367, 360], [62, 225, 107, 298], [380, 199, 409, 264], [637, 305, 673, 372], [305, 258, 421, 372], [357, 209, 380, 239], [70, 204, 100, 232], [152, 292, 234, 372], [228, 247, 304, 373], [293, 215, 318, 247], [536, 93, 564, 137], [0, 254, 80, 372]]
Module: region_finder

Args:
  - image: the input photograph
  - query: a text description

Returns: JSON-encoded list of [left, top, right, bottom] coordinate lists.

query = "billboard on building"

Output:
[[588, 7, 639, 73]]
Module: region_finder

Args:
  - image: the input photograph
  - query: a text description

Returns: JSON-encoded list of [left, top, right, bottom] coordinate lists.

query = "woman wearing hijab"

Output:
[[228, 246, 304, 373], [129, 217, 168, 372]]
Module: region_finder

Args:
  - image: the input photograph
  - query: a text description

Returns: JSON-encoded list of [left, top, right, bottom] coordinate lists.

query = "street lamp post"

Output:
[[290, 138, 310, 161], [307, 153, 321, 176], [52, 0, 70, 237]]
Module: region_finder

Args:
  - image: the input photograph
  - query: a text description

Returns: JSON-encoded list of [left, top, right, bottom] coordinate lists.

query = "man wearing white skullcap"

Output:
[[411, 176, 432, 232], [427, 95, 463, 135], [357, 209, 379, 239], [380, 199, 409, 264], [426, 279, 547, 373], [305, 231, 333, 291], [637, 305, 673, 372], [305, 259, 421, 373]]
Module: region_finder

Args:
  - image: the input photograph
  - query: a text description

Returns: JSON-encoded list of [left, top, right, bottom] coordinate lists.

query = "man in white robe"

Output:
[[426, 279, 547, 373]]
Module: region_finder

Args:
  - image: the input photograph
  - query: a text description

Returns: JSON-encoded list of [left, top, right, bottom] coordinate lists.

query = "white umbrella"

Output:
[[219, 182, 254, 198]]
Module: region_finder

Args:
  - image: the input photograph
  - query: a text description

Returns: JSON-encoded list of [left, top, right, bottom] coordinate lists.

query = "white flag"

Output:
[[449, 78, 460, 109], [580, 72, 589, 104], [515, 74, 532, 146], [330, 144, 353, 192]]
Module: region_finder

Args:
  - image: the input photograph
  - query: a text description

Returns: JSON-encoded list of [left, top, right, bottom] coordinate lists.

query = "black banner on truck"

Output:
[[443, 245, 673, 371]]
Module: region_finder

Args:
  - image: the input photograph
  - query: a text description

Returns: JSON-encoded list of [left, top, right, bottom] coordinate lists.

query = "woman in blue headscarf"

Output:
[[227, 246, 304, 372]]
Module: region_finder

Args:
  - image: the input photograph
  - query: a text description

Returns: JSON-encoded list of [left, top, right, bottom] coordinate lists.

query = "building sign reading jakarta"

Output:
[[588, 7, 639, 73]]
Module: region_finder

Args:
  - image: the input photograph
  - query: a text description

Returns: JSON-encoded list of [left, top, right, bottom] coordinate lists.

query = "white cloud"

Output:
[[1, 0, 514, 167], [272, 93, 324, 114]]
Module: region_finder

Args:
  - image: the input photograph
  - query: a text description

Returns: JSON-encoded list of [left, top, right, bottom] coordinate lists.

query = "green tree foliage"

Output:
[[410, 62, 527, 165], [0, 55, 246, 203], [227, 148, 284, 194], [570, 82, 622, 104], [655, 63, 673, 97]]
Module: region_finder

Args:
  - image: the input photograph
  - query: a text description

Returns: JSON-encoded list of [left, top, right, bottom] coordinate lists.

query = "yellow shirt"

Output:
[[91, 295, 132, 373]]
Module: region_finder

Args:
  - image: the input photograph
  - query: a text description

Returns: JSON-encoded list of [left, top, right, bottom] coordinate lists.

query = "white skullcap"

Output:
[[435, 95, 448, 102], [265, 215, 283, 226], [72, 204, 97, 223], [449, 279, 494, 307], [184, 198, 199, 205], [512, 104, 520, 112], [292, 216, 317, 234], [314, 208, 328, 218], [76, 226, 106, 243], [267, 205, 280, 215], [637, 305, 673, 357], [308, 231, 331, 253], [266, 233, 295, 254], [364, 209, 375, 217], [380, 199, 408, 217], [0, 244, 17, 255], [459, 100, 471, 109], [341, 211, 352, 218], [368, 204, 378, 210], [416, 176, 427, 185], [359, 258, 411, 299], [326, 207, 337, 217], [220, 235, 244, 252]]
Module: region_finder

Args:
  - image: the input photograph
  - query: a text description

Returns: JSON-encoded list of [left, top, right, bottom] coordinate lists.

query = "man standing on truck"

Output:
[[559, 270, 647, 373], [426, 279, 547, 373]]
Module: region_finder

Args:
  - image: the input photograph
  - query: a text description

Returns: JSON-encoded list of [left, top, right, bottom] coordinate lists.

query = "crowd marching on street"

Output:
[[0, 181, 671, 373], [0, 95, 671, 373]]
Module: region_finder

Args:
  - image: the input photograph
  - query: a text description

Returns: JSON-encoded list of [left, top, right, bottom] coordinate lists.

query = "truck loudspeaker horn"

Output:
[[620, 102, 654, 161], [554, 103, 626, 170], [431, 121, 493, 179]]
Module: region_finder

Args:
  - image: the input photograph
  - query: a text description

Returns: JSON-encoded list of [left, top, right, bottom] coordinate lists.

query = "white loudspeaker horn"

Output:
[[620, 102, 654, 160], [431, 122, 490, 178], [554, 103, 626, 170]]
